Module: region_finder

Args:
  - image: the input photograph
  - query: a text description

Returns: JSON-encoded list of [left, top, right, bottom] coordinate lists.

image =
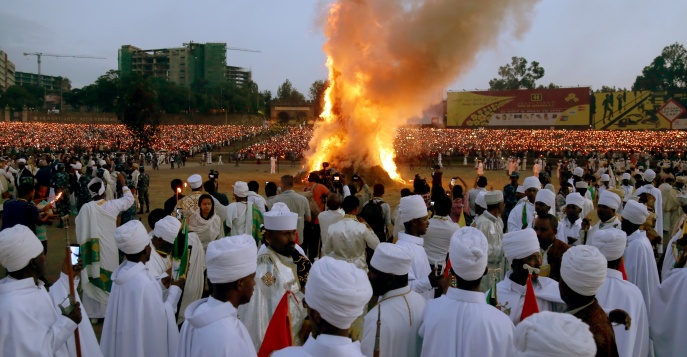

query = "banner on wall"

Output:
[[591, 91, 687, 130]]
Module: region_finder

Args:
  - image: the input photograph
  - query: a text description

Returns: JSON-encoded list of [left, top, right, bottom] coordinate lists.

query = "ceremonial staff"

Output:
[[62, 214, 82, 357]]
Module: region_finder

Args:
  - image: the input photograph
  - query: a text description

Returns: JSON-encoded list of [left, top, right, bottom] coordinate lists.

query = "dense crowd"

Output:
[[238, 126, 313, 159]]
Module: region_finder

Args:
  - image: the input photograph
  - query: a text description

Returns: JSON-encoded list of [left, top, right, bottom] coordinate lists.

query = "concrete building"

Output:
[[14, 72, 71, 92], [0, 49, 16, 90], [227, 66, 252, 87]]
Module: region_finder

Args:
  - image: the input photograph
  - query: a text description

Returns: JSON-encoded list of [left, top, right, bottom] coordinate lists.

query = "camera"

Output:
[[209, 169, 219, 180], [333, 175, 340, 182], [175, 208, 184, 220], [352, 173, 361, 182]]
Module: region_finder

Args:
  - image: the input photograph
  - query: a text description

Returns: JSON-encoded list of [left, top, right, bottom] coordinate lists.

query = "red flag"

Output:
[[443, 258, 452, 278], [618, 259, 628, 280], [258, 291, 294, 357], [520, 274, 539, 322]]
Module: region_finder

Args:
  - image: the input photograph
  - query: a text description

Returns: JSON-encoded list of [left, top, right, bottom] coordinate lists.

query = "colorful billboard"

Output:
[[591, 90, 686, 130], [446, 87, 590, 127]]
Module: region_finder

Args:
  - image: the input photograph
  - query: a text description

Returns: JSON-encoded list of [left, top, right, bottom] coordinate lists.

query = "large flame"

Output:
[[306, 0, 539, 181]]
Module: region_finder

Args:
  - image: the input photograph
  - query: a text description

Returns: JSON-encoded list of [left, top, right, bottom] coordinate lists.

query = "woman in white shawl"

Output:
[[188, 194, 222, 251]]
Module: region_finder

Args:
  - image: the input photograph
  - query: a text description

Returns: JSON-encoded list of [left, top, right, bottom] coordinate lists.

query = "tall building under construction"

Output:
[[118, 42, 251, 88]]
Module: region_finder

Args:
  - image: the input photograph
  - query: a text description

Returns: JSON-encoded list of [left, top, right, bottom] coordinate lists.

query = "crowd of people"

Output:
[[238, 126, 314, 160]]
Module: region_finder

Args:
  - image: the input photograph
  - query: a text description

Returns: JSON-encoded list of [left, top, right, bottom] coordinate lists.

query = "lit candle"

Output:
[[176, 188, 181, 203]]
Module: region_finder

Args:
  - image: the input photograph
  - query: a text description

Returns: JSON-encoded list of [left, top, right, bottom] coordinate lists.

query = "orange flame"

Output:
[[176, 188, 181, 193]]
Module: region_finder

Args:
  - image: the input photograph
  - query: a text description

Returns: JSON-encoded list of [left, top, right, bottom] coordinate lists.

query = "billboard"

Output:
[[592, 91, 687, 130], [446, 87, 590, 127]]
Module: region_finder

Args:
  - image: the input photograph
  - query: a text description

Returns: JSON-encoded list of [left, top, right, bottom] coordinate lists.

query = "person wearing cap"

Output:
[[468, 176, 487, 219], [587, 191, 623, 242], [472, 190, 488, 219], [0, 225, 83, 356], [660, 192, 687, 281], [226, 181, 261, 238], [420, 227, 514, 356], [620, 172, 634, 198], [475, 190, 506, 291], [74, 172, 135, 320], [396, 195, 446, 300], [574, 181, 595, 220], [598, 174, 611, 196], [424, 194, 460, 285], [559, 245, 619, 357], [272, 257, 372, 357], [174, 174, 205, 214], [361, 243, 426, 357], [633, 169, 664, 244], [589, 229, 650, 357], [507, 176, 540, 233], [497, 228, 565, 325], [658, 175, 680, 248], [620, 200, 659, 312], [513, 311, 596, 357], [177, 235, 258, 357], [557, 192, 584, 245], [272, 175, 312, 244], [503, 171, 520, 228], [534, 188, 556, 216], [100, 221, 184, 357], [145, 210, 176, 280], [239, 202, 310, 350]]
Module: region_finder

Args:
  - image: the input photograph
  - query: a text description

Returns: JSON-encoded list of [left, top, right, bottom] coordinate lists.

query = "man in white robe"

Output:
[[513, 311, 596, 357], [661, 193, 687, 281], [0, 225, 81, 357], [507, 176, 540, 232], [177, 235, 258, 357], [588, 191, 623, 239], [75, 174, 135, 319], [558, 192, 584, 245], [589, 229, 650, 357], [145, 212, 177, 280], [420, 227, 514, 357], [633, 169, 663, 243], [101, 161, 115, 201], [324, 195, 380, 271], [100, 221, 183, 357], [620, 173, 634, 199], [273, 257, 372, 357], [226, 181, 255, 236], [474, 190, 506, 291], [317, 193, 344, 257], [362, 243, 426, 357], [574, 181, 596, 220], [621, 200, 660, 312], [423, 194, 460, 274]]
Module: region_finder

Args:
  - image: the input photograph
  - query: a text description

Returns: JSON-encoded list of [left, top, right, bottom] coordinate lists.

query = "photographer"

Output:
[[351, 173, 371, 211], [205, 170, 229, 206]]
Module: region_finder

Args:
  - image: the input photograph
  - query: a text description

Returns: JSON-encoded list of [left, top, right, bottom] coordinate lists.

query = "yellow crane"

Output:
[[22, 52, 107, 86]]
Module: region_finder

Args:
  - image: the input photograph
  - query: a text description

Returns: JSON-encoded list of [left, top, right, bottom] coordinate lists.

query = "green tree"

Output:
[[0, 85, 43, 111], [489, 57, 545, 90], [276, 79, 306, 103], [114, 73, 161, 151], [309, 79, 329, 116], [633, 43, 687, 93]]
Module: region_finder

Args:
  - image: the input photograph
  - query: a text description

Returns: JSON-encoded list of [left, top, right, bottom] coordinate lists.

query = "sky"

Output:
[[2, 0, 687, 96]]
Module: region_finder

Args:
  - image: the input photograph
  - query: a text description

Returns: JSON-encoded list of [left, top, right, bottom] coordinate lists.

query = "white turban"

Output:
[[514, 311, 596, 357], [535, 189, 555, 209], [305, 257, 372, 329], [516, 185, 526, 194], [18, 158, 26, 164], [560, 245, 607, 296], [187, 174, 203, 189], [0, 225, 44, 272], [88, 177, 106, 198], [153, 216, 181, 244], [600, 174, 610, 182], [398, 195, 428, 224], [99, 159, 106, 166], [643, 169, 656, 182], [589, 228, 627, 261], [523, 176, 541, 190], [448, 227, 488, 281], [621, 173, 631, 180], [485, 190, 504, 205], [573, 167, 584, 177], [503, 228, 540, 261], [370, 243, 412, 275], [476, 191, 487, 209], [115, 220, 150, 255], [621, 200, 649, 225], [263, 202, 298, 230], [206, 235, 257, 284], [233, 181, 249, 198], [565, 192, 585, 209], [598, 191, 621, 210], [575, 181, 588, 189]]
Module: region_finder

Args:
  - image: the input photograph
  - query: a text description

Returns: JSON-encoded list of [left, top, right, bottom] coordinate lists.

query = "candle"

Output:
[[176, 188, 181, 203]]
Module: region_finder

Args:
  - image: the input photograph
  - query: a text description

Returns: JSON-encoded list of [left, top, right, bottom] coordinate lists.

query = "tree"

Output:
[[276, 79, 306, 103], [633, 43, 687, 93], [309, 79, 329, 116], [114, 73, 161, 151], [489, 57, 545, 90], [0, 85, 43, 111]]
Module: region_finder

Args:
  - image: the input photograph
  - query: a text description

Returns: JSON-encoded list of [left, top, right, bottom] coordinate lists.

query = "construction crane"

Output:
[[22, 52, 107, 86]]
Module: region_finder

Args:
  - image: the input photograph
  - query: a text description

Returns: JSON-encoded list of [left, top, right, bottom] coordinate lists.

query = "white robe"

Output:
[[102, 169, 115, 201], [661, 229, 683, 281], [649, 267, 687, 357], [273, 334, 365, 357], [624, 230, 660, 312], [177, 232, 206, 325], [596, 268, 650, 357], [226, 201, 253, 236], [100, 261, 181, 357], [419, 287, 514, 357], [494, 274, 566, 325], [396, 232, 434, 300], [634, 184, 664, 233], [0, 277, 76, 357], [507, 200, 535, 233], [588, 216, 622, 237], [176, 297, 256, 357], [361, 287, 426, 357]]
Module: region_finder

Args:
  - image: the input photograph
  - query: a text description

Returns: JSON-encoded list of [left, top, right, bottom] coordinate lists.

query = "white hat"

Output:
[[88, 160, 95, 167], [115, 220, 150, 255], [643, 169, 656, 182], [448, 227, 488, 281], [206, 235, 257, 284], [575, 181, 588, 189], [305, 257, 372, 329], [233, 181, 249, 198], [598, 191, 621, 210], [99, 159, 106, 166], [516, 185, 526, 194], [370, 243, 413, 275], [589, 229, 627, 261], [565, 192, 585, 209], [88, 177, 106, 197], [187, 174, 203, 189], [70, 162, 82, 170], [621, 173, 631, 180], [535, 189, 555, 209], [600, 174, 610, 182], [398, 195, 428, 224], [514, 311, 596, 357], [503, 228, 540, 261], [153, 216, 181, 244], [18, 158, 26, 164], [523, 176, 541, 190], [621, 200, 650, 225], [263, 202, 298, 230], [476, 191, 487, 209], [0, 225, 44, 272], [485, 190, 504, 205], [573, 167, 584, 177], [561, 246, 607, 296]]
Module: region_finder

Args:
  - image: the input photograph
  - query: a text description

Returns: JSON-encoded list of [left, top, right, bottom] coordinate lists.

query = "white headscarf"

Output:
[[589, 228, 627, 261], [0, 225, 44, 272], [565, 192, 585, 209], [535, 189, 555, 210], [560, 245, 607, 296], [503, 228, 540, 261], [153, 216, 181, 244], [598, 191, 621, 210], [476, 191, 488, 209], [514, 311, 596, 357], [370, 243, 413, 275], [643, 169, 656, 182], [523, 176, 541, 190], [88, 177, 106, 198], [206, 235, 257, 284], [115, 220, 150, 255], [621, 200, 649, 225], [398, 195, 428, 224], [233, 181, 249, 198], [573, 167, 584, 177], [448, 227, 488, 281], [305, 257, 372, 329]]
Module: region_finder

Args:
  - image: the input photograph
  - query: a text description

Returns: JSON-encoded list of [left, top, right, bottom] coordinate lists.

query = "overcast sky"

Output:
[[2, 0, 687, 96]]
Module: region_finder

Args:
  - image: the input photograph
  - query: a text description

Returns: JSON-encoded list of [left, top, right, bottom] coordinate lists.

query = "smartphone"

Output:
[[450, 178, 456, 185], [69, 244, 80, 265]]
